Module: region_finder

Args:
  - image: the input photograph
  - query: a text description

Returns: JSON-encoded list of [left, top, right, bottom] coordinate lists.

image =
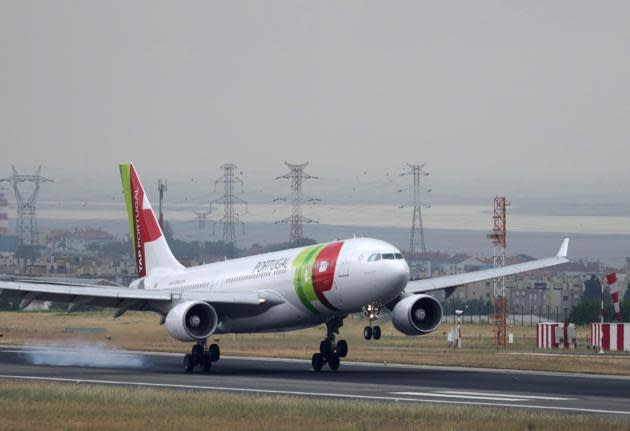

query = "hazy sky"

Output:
[[1, 1, 629, 207]]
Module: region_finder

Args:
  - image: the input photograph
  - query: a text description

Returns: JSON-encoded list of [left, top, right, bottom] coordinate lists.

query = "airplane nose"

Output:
[[387, 260, 410, 291]]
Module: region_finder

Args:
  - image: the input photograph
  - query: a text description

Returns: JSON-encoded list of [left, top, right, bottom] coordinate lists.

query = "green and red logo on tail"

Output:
[[293, 242, 344, 314], [119, 163, 162, 277]]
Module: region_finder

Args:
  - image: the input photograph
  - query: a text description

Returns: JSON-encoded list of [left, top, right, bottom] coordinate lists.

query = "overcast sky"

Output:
[[1, 1, 629, 208]]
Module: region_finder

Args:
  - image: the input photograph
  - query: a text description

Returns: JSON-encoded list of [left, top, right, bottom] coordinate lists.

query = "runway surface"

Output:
[[1, 345, 629, 416]]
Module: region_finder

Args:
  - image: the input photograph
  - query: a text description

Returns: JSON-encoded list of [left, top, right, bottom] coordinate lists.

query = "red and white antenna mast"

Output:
[[487, 196, 509, 349]]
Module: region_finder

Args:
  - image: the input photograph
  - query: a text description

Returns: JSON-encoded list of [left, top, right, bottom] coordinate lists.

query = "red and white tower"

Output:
[[487, 196, 509, 349]]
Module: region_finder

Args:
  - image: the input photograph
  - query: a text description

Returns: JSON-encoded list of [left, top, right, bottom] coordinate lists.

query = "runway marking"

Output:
[[1, 374, 630, 416], [391, 392, 527, 402], [436, 391, 576, 401], [2, 346, 630, 382]]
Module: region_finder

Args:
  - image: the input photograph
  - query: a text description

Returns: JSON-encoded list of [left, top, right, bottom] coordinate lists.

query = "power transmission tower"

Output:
[[0, 165, 53, 250], [157, 179, 168, 229], [0, 186, 8, 236], [401, 163, 430, 254], [487, 196, 509, 349], [194, 209, 210, 230], [211, 163, 246, 245], [275, 162, 318, 242]]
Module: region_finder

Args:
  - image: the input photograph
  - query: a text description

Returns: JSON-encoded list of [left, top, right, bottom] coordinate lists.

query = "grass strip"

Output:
[[0, 380, 628, 431]]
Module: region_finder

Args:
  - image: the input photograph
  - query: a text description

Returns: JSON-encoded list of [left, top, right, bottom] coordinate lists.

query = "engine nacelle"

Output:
[[165, 301, 218, 342], [391, 294, 443, 336]]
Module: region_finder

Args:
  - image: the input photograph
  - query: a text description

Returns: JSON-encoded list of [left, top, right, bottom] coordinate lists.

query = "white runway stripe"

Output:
[[391, 392, 527, 402], [0, 374, 629, 416], [437, 391, 576, 401]]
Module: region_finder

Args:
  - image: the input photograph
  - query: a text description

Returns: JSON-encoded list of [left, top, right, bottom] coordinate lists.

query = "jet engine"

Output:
[[391, 294, 442, 335], [165, 301, 218, 342]]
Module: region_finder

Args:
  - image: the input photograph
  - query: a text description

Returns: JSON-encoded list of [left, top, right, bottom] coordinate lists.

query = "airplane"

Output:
[[0, 163, 570, 373]]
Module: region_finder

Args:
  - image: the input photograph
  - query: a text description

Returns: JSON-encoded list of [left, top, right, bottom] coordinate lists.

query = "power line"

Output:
[[275, 162, 319, 242], [211, 163, 246, 246], [401, 163, 430, 254]]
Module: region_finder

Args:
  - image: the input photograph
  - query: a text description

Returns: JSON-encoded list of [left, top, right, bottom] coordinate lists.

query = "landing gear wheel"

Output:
[[183, 353, 195, 373], [192, 344, 203, 358], [209, 343, 221, 362], [328, 354, 340, 371], [320, 340, 333, 357], [362, 301, 383, 341], [312, 353, 324, 372], [201, 352, 212, 373], [313, 316, 347, 372], [336, 339, 348, 358]]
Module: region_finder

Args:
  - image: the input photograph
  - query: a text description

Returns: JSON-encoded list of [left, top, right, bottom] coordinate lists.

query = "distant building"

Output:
[[408, 251, 614, 321], [46, 227, 116, 252]]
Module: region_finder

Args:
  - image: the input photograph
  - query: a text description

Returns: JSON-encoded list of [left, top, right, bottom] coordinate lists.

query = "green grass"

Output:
[[0, 380, 628, 431], [3, 311, 630, 375]]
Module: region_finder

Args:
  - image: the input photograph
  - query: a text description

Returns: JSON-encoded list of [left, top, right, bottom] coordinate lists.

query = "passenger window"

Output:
[[382, 253, 396, 260], [367, 253, 381, 262]]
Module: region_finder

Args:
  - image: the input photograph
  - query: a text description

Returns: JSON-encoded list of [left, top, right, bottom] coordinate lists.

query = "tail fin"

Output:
[[119, 163, 183, 278]]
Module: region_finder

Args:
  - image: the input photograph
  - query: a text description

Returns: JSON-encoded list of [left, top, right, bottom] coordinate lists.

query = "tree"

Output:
[[568, 298, 630, 324], [568, 299, 601, 325], [583, 275, 602, 300], [0, 291, 21, 311]]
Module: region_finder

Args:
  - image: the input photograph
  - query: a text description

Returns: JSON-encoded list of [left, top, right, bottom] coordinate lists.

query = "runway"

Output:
[[1, 345, 629, 416]]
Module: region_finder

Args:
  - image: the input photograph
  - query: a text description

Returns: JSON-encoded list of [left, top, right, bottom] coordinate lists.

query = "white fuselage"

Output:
[[142, 238, 409, 334]]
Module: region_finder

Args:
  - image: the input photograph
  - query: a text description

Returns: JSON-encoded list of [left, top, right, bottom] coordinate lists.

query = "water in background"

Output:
[[31, 215, 630, 267]]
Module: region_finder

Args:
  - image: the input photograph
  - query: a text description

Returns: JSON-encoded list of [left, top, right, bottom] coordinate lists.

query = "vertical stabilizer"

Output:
[[119, 163, 184, 278]]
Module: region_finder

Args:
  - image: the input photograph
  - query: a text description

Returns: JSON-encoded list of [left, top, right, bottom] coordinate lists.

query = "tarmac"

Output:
[[1, 345, 629, 416]]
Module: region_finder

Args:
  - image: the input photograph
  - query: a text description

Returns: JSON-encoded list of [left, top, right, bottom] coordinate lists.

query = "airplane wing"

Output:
[[404, 238, 569, 295], [0, 280, 278, 314]]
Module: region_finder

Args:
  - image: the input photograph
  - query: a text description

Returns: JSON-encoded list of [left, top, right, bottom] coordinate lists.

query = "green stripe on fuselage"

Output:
[[293, 244, 325, 314], [119, 163, 135, 250]]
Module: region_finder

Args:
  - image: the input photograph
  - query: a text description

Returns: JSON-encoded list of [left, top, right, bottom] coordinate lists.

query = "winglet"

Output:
[[557, 238, 569, 258]]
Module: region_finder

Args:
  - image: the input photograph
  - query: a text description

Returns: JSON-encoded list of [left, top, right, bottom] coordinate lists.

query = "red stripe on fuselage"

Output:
[[312, 242, 343, 311]]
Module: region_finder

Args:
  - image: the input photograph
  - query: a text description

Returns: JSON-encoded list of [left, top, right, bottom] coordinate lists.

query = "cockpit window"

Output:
[[382, 253, 396, 260], [394, 253, 403, 260], [367, 253, 381, 262]]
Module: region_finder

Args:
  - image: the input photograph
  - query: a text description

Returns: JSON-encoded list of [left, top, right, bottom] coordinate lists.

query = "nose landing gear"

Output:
[[312, 316, 347, 372], [183, 339, 221, 373], [362, 301, 382, 340]]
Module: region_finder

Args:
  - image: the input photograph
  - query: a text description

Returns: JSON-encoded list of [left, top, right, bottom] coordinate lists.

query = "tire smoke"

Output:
[[21, 342, 147, 368]]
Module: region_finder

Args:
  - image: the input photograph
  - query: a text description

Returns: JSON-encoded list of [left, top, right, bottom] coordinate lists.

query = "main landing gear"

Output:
[[183, 340, 221, 373], [362, 302, 382, 340], [312, 316, 347, 372]]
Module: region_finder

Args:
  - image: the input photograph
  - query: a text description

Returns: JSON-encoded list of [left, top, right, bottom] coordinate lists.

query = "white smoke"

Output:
[[21, 342, 147, 368]]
